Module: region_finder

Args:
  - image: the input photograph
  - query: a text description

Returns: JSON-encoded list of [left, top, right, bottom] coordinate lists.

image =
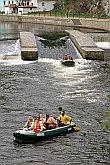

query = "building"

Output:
[[4, 3, 18, 14], [2, 0, 57, 14], [0, 0, 16, 12], [17, 0, 37, 14]]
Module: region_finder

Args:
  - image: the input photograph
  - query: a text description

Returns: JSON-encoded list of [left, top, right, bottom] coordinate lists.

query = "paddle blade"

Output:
[[73, 127, 81, 132]]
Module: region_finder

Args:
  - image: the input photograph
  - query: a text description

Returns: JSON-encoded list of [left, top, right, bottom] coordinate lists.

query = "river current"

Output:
[[0, 22, 110, 165]]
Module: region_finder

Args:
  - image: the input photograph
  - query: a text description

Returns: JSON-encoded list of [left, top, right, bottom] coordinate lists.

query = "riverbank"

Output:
[[0, 14, 110, 32]]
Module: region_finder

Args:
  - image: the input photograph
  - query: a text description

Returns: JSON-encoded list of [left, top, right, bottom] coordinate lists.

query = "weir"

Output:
[[20, 32, 38, 60], [66, 30, 104, 60]]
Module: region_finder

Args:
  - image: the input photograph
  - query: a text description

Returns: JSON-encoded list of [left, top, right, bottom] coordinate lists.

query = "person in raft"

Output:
[[38, 112, 45, 124], [23, 116, 35, 130], [53, 106, 63, 119], [44, 114, 58, 129], [57, 110, 72, 127], [33, 116, 45, 132]]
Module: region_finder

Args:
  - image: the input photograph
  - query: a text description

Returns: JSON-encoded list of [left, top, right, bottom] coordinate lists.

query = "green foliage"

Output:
[[104, 109, 110, 118], [105, 120, 109, 129], [100, 94, 110, 129], [27, 10, 110, 19], [107, 93, 110, 99]]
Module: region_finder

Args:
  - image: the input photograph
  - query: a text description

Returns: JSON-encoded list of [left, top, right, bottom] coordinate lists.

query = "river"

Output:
[[0, 22, 110, 165]]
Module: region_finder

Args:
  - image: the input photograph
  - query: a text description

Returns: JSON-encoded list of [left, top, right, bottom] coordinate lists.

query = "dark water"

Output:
[[0, 22, 110, 165]]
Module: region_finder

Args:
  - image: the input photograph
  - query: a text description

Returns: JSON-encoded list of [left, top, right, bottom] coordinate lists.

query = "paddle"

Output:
[[73, 59, 80, 64], [73, 127, 81, 132]]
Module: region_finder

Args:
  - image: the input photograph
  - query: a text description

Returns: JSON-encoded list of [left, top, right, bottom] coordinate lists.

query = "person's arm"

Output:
[[30, 119, 35, 129], [40, 121, 44, 131], [57, 115, 61, 121], [66, 116, 72, 124], [53, 114, 58, 119], [52, 117, 57, 125], [23, 121, 28, 128]]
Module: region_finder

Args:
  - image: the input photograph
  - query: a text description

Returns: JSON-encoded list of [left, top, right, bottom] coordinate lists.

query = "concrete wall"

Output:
[[20, 32, 38, 60], [66, 30, 104, 60], [0, 15, 109, 32], [80, 18, 110, 32]]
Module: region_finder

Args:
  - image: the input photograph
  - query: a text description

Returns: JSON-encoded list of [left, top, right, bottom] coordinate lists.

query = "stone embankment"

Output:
[[66, 30, 104, 60], [0, 15, 110, 32], [20, 32, 38, 60]]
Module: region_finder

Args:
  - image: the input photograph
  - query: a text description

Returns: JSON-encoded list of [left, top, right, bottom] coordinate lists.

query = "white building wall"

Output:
[[37, 1, 56, 11], [5, 7, 13, 14], [18, 7, 37, 14], [31, 0, 38, 6]]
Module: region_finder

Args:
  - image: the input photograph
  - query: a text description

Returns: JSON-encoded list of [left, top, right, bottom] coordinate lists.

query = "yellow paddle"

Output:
[[73, 127, 81, 132]]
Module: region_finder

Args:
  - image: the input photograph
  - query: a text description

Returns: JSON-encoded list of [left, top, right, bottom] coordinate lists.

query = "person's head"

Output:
[[36, 116, 40, 121], [61, 110, 65, 116], [58, 107, 62, 112], [46, 114, 49, 119], [39, 112, 43, 118], [28, 116, 33, 121]]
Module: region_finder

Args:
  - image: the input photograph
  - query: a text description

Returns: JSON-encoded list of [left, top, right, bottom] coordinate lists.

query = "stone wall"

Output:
[[0, 15, 110, 31], [66, 30, 104, 60], [20, 32, 38, 60]]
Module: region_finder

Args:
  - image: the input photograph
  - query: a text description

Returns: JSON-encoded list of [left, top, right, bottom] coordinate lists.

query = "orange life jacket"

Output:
[[47, 117, 54, 127], [30, 121, 33, 126]]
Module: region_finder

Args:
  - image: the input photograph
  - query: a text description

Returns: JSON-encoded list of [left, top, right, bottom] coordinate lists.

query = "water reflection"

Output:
[[0, 22, 72, 40]]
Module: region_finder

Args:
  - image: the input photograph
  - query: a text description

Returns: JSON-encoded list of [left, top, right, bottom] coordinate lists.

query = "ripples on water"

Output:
[[0, 32, 110, 165]]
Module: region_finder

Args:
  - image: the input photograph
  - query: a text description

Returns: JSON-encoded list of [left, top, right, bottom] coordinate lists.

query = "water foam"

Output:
[[96, 42, 110, 49], [0, 59, 36, 66]]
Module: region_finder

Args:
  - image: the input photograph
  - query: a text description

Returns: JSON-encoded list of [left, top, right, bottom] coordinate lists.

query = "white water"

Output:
[[0, 39, 110, 66], [0, 39, 21, 60], [66, 38, 83, 59], [96, 42, 110, 49]]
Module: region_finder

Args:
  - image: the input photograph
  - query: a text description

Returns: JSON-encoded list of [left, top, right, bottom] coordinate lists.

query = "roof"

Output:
[[5, 4, 17, 8], [18, 6, 37, 8]]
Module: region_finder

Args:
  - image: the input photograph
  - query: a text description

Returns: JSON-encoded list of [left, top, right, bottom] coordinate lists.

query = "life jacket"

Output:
[[47, 117, 54, 127], [68, 56, 73, 60], [24, 119, 34, 129], [35, 121, 41, 129]]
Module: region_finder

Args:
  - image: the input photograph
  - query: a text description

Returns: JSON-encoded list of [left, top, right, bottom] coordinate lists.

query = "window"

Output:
[[27, 2, 29, 6], [42, 2, 44, 6], [4, 1, 6, 5]]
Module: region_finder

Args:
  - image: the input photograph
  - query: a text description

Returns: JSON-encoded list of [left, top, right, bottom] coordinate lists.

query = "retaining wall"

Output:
[[20, 32, 38, 60], [0, 15, 110, 31], [66, 30, 104, 60]]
